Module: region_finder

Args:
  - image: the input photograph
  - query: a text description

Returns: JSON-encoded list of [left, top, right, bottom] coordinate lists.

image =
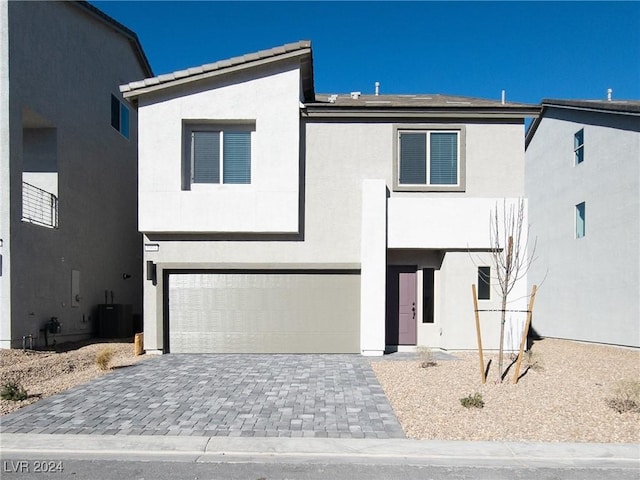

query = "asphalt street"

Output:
[[2, 458, 639, 480], [1, 434, 638, 480]]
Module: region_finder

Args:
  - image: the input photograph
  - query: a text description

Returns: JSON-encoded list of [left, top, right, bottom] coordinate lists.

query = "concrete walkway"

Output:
[[1, 433, 638, 469], [0, 354, 404, 438]]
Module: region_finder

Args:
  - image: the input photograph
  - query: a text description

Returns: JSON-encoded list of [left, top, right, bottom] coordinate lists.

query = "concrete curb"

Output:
[[1, 433, 639, 468]]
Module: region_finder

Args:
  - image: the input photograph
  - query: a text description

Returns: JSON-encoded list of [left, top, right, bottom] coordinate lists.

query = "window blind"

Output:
[[192, 131, 220, 183], [430, 132, 457, 185], [223, 131, 251, 184], [399, 132, 427, 184]]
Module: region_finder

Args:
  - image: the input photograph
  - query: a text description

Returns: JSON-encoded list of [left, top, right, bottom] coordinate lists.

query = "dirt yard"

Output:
[[372, 338, 640, 443], [0, 340, 146, 415]]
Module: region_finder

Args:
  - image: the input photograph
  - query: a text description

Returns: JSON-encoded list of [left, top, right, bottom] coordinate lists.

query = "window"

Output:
[[574, 129, 584, 165], [422, 268, 435, 323], [477, 266, 491, 300], [185, 125, 253, 187], [394, 126, 465, 191], [111, 94, 129, 139], [575, 202, 586, 238]]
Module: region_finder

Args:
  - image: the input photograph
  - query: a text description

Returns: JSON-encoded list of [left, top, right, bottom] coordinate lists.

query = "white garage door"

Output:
[[167, 271, 360, 353]]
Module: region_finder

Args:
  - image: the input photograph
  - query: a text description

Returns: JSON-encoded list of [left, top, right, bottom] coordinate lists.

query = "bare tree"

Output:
[[489, 198, 536, 382]]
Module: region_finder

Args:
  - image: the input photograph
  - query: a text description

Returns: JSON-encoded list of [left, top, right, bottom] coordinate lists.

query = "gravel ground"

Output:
[[0, 340, 146, 415], [372, 338, 640, 443]]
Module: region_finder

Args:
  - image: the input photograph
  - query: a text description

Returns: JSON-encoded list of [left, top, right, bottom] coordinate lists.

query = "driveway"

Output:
[[0, 354, 405, 439]]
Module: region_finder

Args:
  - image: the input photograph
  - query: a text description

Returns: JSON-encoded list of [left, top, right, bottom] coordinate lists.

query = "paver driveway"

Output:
[[0, 354, 405, 439]]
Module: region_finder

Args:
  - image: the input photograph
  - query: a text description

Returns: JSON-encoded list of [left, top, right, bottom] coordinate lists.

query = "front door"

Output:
[[386, 266, 417, 345]]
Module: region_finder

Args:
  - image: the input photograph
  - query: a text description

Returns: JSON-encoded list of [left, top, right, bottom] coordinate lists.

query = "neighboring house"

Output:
[[525, 98, 640, 348], [121, 40, 538, 355], [0, 1, 152, 348]]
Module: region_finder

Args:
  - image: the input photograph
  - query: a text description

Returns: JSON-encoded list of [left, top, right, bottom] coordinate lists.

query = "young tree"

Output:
[[489, 198, 536, 382]]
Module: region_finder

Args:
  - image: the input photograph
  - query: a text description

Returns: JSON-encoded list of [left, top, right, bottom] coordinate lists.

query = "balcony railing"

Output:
[[22, 181, 58, 228]]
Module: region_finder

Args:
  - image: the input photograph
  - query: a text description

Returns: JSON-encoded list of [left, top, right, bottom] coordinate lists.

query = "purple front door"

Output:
[[398, 271, 417, 345], [385, 266, 417, 346]]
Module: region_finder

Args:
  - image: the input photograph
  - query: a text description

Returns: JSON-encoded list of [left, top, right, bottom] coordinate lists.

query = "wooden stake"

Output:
[[134, 332, 144, 356], [512, 285, 538, 384], [472, 284, 486, 384]]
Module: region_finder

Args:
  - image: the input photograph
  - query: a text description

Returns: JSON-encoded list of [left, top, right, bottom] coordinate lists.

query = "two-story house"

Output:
[[525, 98, 640, 348], [122, 41, 538, 355], [0, 1, 152, 348]]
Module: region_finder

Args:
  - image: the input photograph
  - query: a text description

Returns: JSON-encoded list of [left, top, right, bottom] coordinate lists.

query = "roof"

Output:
[[72, 1, 153, 77], [538, 98, 640, 114], [303, 93, 540, 119], [119, 40, 537, 118], [525, 98, 640, 148], [121, 40, 314, 102]]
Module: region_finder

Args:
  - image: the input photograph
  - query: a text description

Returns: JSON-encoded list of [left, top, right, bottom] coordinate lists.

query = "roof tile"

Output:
[[243, 52, 261, 62], [157, 73, 176, 83], [173, 69, 191, 79], [187, 66, 204, 76], [121, 40, 313, 96]]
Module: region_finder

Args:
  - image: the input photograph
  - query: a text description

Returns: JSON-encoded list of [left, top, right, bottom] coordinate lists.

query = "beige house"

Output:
[[122, 41, 538, 355]]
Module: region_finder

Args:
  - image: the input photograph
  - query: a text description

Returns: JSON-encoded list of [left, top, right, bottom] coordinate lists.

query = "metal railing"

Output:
[[21, 181, 58, 228]]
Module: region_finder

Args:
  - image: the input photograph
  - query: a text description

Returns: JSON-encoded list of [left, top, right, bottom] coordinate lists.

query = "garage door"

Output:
[[167, 271, 360, 353]]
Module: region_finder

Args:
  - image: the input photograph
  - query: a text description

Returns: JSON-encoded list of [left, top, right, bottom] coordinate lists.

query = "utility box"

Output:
[[97, 304, 133, 339]]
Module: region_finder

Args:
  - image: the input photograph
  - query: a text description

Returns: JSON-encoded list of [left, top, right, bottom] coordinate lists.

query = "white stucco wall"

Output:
[[360, 180, 387, 355], [388, 197, 525, 249], [137, 65, 301, 234], [526, 109, 640, 347]]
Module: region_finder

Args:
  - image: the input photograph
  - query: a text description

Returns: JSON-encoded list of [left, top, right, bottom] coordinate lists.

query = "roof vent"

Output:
[[350, 91, 361, 100], [328, 94, 338, 103], [375, 82, 380, 96], [607, 88, 613, 101]]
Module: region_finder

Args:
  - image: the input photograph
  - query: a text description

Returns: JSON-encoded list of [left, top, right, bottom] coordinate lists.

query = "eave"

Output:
[[302, 106, 540, 120]]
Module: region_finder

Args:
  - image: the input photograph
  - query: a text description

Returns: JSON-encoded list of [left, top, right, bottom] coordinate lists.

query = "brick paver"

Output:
[[0, 354, 405, 438]]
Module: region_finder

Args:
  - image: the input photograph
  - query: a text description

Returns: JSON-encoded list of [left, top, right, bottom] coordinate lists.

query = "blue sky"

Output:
[[93, 1, 639, 104]]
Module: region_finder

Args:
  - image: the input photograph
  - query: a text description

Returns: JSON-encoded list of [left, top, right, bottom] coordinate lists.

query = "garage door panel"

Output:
[[168, 272, 360, 353]]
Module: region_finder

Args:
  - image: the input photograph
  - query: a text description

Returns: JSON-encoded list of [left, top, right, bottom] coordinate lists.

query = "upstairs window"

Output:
[[575, 202, 586, 238], [111, 94, 129, 139], [394, 126, 465, 191], [574, 129, 584, 165], [184, 124, 253, 188]]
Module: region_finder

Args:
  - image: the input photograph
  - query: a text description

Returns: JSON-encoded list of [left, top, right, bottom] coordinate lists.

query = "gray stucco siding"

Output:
[[2, 1, 147, 347], [526, 108, 639, 347]]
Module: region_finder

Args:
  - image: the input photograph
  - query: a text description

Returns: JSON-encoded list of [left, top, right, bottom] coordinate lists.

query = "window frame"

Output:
[[111, 94, 129, 139], [574, 128, 584, 165], [575, 201, 586, 238], [393, 124, 466, 192], [477, 266, 491, 300], [182, 122, 255, 190]]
